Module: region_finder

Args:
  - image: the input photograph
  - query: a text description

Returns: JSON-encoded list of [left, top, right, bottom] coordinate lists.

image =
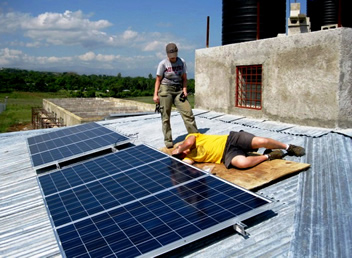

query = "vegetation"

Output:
[[0, 91, 69, 133], [0, 68, 196, 132], [0, 68, 195, 97]]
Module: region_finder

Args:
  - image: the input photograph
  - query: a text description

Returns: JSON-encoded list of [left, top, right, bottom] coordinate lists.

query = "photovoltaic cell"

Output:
[[27, 122, 130, 169], [38, 144, 272, 257]]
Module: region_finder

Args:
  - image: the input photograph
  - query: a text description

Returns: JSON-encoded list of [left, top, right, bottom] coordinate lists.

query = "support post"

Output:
[[206, 16, 210, 48]]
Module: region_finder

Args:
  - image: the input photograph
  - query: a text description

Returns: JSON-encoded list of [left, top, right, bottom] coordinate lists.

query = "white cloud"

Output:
[[0, 48, 77, 66], [26, 41, 42, 48], [0, 10, 114, 48], [0, 48, 125, 68], [144, 41, 163, 51], [96, 54, 119, 62], [46, 56, 72, 63], [0, 10, 111, 34], [122, 30, 138, 40], [0, 8, 196, 76], [0, 48, 23, 65], [36, 56, 73, 65], [0, 10, 194, 54], [78, 52, 121, 62], [0, 12, 27, 33], [79, 51, 96, 61], [22, 10, 111, 30]]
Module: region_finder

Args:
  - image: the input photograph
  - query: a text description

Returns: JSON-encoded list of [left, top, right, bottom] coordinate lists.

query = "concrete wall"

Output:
[[43, 99, 83, 126], [195, 28, 352, 129], [43, 98, 156, 126], [107, 98, 156, 112]]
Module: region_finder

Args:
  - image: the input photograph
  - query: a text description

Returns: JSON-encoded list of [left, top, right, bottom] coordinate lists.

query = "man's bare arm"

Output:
[[172, 135, 196, 155]]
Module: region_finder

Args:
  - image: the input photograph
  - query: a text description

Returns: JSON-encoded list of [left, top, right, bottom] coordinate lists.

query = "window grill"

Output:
[[236, 65, 262, 110]]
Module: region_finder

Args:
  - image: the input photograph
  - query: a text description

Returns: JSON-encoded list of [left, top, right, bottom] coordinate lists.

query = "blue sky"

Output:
[[0, 0, 306, 78]]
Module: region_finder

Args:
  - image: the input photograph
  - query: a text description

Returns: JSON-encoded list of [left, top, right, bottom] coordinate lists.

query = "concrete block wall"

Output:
[[339, 29, 352, 128], [43, 98, 156, 126], [195, 28, 352, 129], [43, 99, 83, 126]]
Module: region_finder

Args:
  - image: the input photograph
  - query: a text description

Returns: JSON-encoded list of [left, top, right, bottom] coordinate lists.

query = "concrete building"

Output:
[[195, 27, 352, 129], [42, 98, 155, 126]]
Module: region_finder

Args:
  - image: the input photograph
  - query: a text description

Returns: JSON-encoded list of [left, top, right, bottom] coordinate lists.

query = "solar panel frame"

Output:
[[38, 144, 273, 257], [27, 122, 130, 170]]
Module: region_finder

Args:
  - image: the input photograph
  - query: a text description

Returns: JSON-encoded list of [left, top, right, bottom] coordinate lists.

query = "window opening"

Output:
[[236, 65, 262, 110]]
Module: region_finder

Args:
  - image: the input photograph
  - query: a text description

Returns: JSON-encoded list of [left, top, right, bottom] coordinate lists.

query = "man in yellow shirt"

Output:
[[171, 131, 305, 169]]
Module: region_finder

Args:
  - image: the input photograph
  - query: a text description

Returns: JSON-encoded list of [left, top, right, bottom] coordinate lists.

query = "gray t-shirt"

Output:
[[156, 57, 187, 86]]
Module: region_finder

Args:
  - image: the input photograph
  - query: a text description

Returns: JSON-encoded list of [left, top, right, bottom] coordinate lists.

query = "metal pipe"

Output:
[[338, 0, 342, 27], [206, 16, 210, 48], [256, 1, 260, 40]]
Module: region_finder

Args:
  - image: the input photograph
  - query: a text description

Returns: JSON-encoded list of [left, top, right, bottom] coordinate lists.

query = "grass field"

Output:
[[0, 93, 195, 133], [0, 91, 68, 133]]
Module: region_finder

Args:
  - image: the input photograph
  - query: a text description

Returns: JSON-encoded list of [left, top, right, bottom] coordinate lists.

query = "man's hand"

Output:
[[171, 145, 182, 155], [183, 158, 194, 165], [153, 95, 159, 104]]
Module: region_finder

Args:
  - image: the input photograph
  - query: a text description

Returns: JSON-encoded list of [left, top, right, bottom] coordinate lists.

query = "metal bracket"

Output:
[[233, 222, 249, 238]]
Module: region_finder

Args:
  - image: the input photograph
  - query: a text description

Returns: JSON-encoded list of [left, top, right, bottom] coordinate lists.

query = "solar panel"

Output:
[[27, 122, 130, 169], [38, 144, 272, 257]]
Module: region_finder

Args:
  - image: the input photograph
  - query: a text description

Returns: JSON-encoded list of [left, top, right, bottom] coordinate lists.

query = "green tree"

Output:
[[0, 68, 181, 98], [85, 87, 96, 97]]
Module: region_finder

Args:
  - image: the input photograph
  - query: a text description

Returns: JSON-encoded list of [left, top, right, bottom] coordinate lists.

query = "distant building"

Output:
[[41, 98, 155, 126]]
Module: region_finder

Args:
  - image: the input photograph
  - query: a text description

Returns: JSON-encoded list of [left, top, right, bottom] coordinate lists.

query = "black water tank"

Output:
[[341, 0, 352, 28], [307, 0, 322, 31], [322, 0, 338, 25], [222, 0, 286, 45], [307, 0, 352, 31]]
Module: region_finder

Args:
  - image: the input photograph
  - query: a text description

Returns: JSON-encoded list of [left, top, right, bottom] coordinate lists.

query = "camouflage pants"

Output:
[[158, 84, 198, 147]]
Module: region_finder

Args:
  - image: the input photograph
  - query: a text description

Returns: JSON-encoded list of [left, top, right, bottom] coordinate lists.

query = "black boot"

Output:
[[287, 144, 305, 156]]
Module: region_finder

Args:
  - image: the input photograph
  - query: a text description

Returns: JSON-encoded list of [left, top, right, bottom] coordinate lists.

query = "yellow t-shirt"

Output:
[[184, 133, 228, 164]]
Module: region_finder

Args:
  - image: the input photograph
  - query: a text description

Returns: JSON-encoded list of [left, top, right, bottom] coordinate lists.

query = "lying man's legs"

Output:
[[231, 155, 269, 169], [251, 136, 287, 150], [252, 136, 305, 156], [230, 135, 305, 169]]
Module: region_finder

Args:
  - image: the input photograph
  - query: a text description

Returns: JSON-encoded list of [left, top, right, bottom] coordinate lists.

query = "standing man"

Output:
[[153, 43, 198, 148]]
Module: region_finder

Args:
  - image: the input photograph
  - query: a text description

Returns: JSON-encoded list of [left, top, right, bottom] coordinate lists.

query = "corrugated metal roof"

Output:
[[289, 134, 352, 258], [335, 129, 352, 138], [0, 110, 351, 257], [0, 133, 60, 257], [194, 110, 225, 120]]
